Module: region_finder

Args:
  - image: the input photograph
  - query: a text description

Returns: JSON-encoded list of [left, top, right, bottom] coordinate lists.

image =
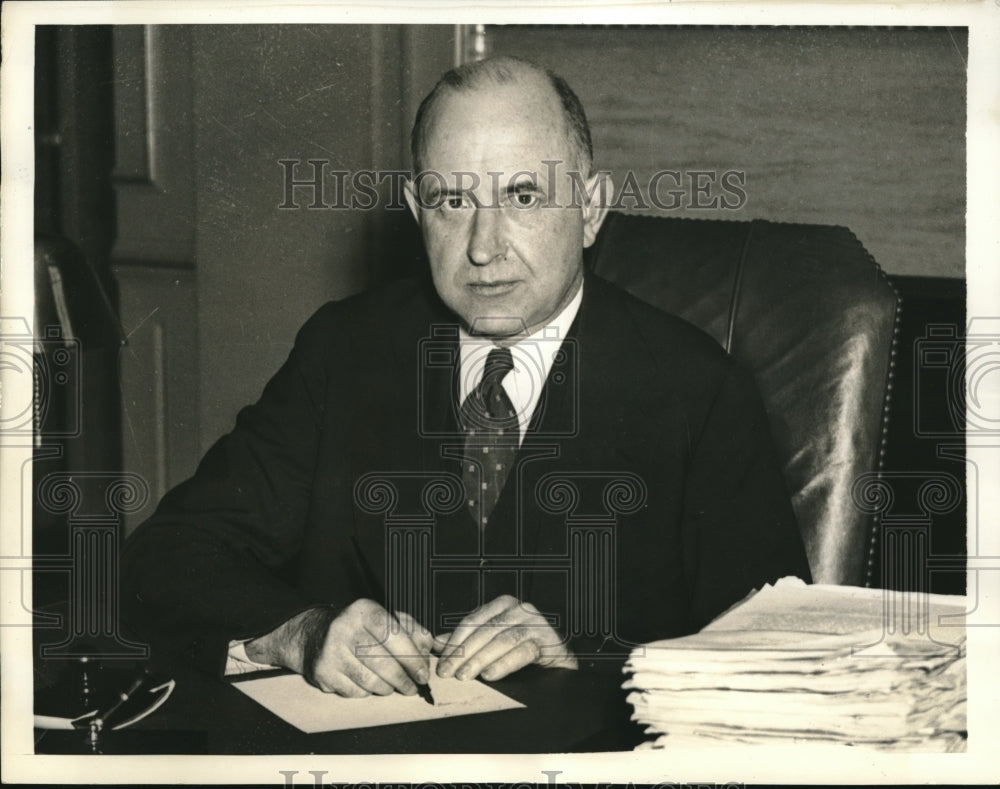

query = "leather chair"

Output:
[[584, 213, 900, 586]]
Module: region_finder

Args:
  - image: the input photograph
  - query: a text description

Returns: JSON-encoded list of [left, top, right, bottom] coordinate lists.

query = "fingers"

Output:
[[394, 611, 435, 656], [479, 638, 578, 679], [431, 633, 450, 654], [355, 606, 431, 694], [310, 648, 394, 697], [304, 595, 568, 694], [437, 596, 566, 680], [305, 599, 435, 697], [437, 604, 530, 678], [456, 633, 542, 683], [436, 595, 518, 674], [355, 638, 422, 696], [360, 611, 431, 692]]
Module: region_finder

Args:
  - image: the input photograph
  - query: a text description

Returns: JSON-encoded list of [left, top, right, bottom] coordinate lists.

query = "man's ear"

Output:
[[403, 179, 422, 225], [580, 172, 612, 248]]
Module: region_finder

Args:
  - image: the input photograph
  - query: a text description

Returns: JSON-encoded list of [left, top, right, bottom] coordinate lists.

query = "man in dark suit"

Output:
[[121, 56, 810, 699]]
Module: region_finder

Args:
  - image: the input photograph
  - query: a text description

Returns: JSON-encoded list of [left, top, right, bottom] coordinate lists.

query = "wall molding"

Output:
[[111, 25, 195, 267]]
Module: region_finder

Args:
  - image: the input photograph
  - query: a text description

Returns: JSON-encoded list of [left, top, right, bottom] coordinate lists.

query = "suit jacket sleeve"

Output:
[[679, 358, 812, 631], [570, 320, 811, 671], [120, 303, 340, 676]]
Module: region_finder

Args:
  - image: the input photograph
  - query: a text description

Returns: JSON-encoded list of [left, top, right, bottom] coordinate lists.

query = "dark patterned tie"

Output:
[[459, 346, 519, 529]]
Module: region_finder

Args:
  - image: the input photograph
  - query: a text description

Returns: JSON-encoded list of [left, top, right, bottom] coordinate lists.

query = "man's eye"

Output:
[[511, 190, 540, 208], [441, 194, 472, 211]]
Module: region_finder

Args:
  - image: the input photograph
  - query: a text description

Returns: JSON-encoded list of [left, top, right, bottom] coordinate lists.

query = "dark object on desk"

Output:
[[34, 658, 174, 735], [583, 214, 899, 586]]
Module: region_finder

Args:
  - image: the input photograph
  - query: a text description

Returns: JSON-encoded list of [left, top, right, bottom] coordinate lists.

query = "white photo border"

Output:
[[2, 1, 998, 784]]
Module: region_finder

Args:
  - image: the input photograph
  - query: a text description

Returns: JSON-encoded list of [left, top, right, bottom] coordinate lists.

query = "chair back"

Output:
[[585, 213, 900, 585]]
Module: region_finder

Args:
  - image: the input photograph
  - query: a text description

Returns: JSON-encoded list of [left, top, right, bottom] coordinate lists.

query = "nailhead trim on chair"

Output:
[[741, 220, 902, 588], [843, 232, 903, 589]]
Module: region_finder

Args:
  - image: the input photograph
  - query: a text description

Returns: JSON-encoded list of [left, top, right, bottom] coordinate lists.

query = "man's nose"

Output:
[[466, 206, 505, 266]]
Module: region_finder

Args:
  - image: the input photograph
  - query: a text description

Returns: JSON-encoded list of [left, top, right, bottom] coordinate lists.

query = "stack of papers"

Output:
[[623, 577, 967, 751]]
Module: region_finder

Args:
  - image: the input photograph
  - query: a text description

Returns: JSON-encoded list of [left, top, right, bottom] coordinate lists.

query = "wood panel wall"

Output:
[[486, 26, 966, 279], [111, 25, 454, 532]]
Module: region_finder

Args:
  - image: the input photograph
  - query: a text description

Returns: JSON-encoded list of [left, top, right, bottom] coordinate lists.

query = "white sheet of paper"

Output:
[[232, 658, 525, 733]]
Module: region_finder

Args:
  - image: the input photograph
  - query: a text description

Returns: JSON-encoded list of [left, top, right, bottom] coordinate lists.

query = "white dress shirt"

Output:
[[225, 283, 584, 675], [457, 284, 583, 445]]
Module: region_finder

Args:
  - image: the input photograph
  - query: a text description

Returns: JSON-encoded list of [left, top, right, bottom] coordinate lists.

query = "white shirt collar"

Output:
[[458, 283, 583, 443]]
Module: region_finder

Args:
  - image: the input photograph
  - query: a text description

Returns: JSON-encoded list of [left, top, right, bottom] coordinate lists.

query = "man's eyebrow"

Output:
[[419, 178, 542, 204], [420, 184, 471, 203], [505, 179, 543, 194]]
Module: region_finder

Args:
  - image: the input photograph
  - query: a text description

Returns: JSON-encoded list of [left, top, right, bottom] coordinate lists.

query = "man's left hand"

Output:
[[433, 595, 577, 681]]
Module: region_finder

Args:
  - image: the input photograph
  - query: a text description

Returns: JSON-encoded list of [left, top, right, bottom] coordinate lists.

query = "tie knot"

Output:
[[482, 346, 514, 383], [460, 345, 517, 430]]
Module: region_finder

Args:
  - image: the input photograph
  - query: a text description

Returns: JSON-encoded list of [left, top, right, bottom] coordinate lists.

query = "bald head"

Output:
[[401, 55, 611, 339], [410, 56, 594, 177]]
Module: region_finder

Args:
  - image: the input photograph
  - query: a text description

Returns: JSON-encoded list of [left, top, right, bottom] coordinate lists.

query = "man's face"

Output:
[[405, 77, 609, 337]]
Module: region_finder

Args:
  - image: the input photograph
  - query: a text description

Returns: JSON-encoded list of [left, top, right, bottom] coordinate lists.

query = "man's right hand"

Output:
[[244, 599, 433, 697]]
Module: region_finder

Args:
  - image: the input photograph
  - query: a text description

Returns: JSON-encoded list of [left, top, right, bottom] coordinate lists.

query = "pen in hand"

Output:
[[354, 548, 435, 704], [384, 609, 434, 704], [416, 681, 435, 706]]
